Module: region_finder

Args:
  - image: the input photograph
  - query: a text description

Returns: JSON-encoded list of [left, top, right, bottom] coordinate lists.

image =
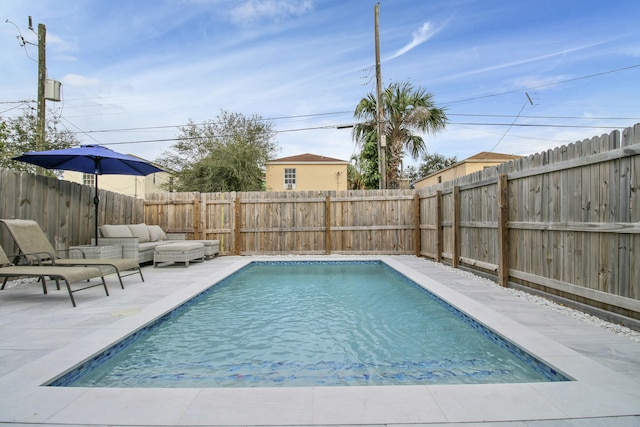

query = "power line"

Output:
[[5, 63, 637, 143], [93, 121, 629, 148], [452, 124, 577, 144], [57, 63, 640, 119], [449, 113, 640, 120], [443, 64, 640, 105], [484, 94, 533, 155], [97, 123, 351, 146], [62, 112, 640, 136], [62, 112, 353, 134], [49, 109, 102, 144], [448, 122, 627, 129], [4, 63, 639, 131]]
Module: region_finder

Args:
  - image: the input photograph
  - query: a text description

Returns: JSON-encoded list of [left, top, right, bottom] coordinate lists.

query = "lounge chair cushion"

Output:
[[127, 223, 151, 243], [148, 225, 167, 241], [100, 224, 133, 238]]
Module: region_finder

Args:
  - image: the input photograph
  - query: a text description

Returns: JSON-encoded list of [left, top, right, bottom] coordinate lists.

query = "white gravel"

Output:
[[439, 263, 640, 342]]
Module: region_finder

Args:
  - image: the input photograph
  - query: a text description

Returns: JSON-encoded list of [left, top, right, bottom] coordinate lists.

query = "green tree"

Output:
[[156, 110, 278, 192], [402, 152, 457, 187], [0, 110, 78, 174], [353, 81, 447, 188], [347, 161, 365, 190], [350, 131, 381, 189], [417, 151, 457, 178], [402, 165, 420, 185]]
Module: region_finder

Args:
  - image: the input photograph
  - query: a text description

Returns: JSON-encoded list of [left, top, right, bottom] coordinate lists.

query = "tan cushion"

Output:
[[192, 240, 220, 247], [139, 241, 164, 252], [154, 242, 204, 251], [148, 225, 167, 241], [127, 223, 150, 243], [100, 224, 133, 238]]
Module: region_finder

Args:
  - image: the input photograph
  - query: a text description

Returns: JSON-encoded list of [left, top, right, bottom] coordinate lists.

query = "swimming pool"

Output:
[[51, 261, 568, 387]]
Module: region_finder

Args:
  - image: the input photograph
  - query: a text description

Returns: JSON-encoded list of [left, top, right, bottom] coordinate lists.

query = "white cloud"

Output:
[[445, 39, 614, 81], [46, 32, 77, 53], [229, 0, 314, 24], [62, 74, 101, 88], [621, 46, 640, 57], [387, 21, 441, 61]]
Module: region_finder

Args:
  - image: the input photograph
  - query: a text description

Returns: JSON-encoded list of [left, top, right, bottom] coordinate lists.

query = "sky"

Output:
[[2, 0, 640, 169]]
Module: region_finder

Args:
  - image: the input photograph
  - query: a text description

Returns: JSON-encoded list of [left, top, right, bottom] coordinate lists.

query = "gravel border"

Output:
[[436, 262, 640, 342]]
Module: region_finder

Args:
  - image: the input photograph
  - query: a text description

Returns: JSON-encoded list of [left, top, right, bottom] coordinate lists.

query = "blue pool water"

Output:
[[52, 261, 568, 387]]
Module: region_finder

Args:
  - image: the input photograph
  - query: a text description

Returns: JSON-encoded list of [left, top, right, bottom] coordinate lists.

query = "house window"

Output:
[[83, 173, 95, 187], [284, 168, 296, 189], [437, 176, 442, 184]]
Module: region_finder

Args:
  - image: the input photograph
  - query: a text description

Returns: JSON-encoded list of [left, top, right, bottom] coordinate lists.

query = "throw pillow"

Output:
[[100, 224, 134, 238], [148, 225, 167, 241], [127, 223, 151, 243]]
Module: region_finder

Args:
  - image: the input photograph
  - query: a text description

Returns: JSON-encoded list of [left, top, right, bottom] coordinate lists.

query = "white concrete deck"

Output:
[[0, 255, 638, 426]]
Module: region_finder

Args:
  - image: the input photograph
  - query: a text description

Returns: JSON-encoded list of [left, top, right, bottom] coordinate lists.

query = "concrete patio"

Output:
[[0, 255, 638, 426]]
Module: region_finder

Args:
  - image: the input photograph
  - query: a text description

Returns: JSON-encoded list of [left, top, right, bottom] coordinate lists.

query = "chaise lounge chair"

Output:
[[0, 219, 144, 289], [0, 244, 108, 307]]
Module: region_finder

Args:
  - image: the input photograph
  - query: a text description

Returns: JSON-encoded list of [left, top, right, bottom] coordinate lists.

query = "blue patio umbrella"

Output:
[[13, 144, 164, 245]]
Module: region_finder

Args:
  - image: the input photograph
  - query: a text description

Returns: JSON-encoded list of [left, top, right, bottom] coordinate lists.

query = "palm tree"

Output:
[[353, 81, 447, 188]]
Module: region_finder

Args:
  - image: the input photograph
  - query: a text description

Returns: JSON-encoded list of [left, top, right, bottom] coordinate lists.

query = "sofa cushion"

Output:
[[100, 224, 133, 238], [148, 225, 167, 241], [128, 223, 151, 243], [138, 241, 165, 252]]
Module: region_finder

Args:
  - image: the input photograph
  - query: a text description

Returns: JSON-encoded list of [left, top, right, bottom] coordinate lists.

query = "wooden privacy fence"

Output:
[[0, 169, 144, 254], [144, 189, 419, 255], [419, 124, 640, 321]]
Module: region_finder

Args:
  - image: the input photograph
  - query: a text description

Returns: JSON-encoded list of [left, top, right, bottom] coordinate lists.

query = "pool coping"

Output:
[[0, 255, 638, 425]]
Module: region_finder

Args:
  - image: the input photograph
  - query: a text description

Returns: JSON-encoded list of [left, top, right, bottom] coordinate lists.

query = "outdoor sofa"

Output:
[[95, 224, 220, 264]]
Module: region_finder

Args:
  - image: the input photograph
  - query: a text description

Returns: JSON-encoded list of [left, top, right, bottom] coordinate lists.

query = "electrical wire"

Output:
[[58, 109, 640, 136], [4, 63, 638, 147], [449, 113, 640, 120], [442, 64, 640, 105]]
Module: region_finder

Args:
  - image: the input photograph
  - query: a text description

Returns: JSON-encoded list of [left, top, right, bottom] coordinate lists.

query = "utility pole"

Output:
[[35, 20, 47, 175], [374, 3, 386, 189]]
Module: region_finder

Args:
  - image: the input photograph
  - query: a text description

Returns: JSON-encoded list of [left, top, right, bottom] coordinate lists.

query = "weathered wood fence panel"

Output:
[[0, 169, 144, 254], [146, 189, 417, 256], [417, 123, 640, 321]]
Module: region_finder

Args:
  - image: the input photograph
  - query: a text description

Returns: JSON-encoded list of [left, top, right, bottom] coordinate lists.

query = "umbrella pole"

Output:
[[94, 174, 99, 246]]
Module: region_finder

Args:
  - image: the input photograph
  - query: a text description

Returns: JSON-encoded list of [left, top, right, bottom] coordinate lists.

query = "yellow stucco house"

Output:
[[413, 152, 522, 189], [63, 157, 173, 198], [265, 153, 349, 191]]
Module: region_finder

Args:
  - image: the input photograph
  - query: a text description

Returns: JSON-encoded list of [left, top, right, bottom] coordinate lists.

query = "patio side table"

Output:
[[69, 244, 123, 259], [68, 244, 123, 274]]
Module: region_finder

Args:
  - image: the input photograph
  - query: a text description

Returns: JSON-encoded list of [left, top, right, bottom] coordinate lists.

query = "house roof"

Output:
[[464, 152, 522, 162], [414, 151, 522, 184], [268, 153, 348, 164]]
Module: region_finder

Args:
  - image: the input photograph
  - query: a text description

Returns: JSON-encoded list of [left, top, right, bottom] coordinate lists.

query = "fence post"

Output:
[[436, 190, 442, 262], [497, 174, 509, 286], [452, 186, 460, 268], [325, 195, 331, 254], [234, 196, 241, 255], [413, 194, 420, 257], [193, 193, 201, 239]]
